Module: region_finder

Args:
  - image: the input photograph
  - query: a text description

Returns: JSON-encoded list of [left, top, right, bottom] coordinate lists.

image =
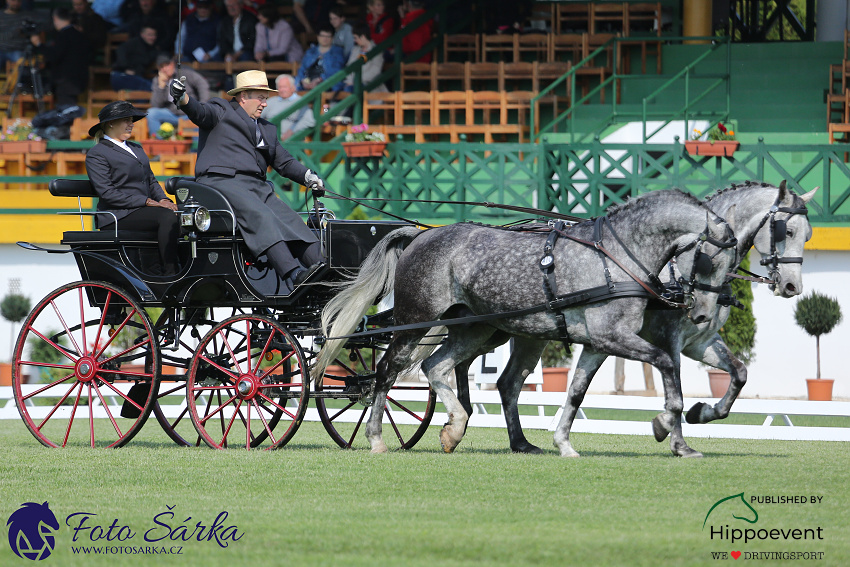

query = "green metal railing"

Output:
[[4, 139, 849, 224], [533, 36, 732, 144]]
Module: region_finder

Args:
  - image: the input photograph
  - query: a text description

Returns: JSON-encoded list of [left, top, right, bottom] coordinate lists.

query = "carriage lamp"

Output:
[[180, 196, 211, 232]]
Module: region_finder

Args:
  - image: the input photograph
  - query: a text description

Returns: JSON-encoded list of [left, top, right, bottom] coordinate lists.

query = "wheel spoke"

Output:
[[63, 383, 84, 447], [198, 354, 239, 382], [384, 404, 406, 446], [97, 379, 144, 411], [88, 383, 95, 448], [198, 392, 240, 425], [23, 372, 76, 402], [252, 400, 277, 446], [51, 299, 83, 356], [255, 391, 297, 420], [93, 381, 123, 438], [92, 291, 112, 358], [346, 408, 368, 448], [217, 329, 244, 375], [387, 395, 426, 422], [38, 381, 80, 430], [219, 398, 243, 447]]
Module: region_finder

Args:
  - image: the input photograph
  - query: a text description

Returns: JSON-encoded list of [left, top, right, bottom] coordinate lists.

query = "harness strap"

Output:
[[539, 221, 570, 345], [325, 282, 662, 341], [601, 217, 664, 289], [592, 217, 615, 290]]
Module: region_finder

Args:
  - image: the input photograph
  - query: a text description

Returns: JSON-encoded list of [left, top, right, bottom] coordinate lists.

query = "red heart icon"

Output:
[[731, 551, 742, 560]]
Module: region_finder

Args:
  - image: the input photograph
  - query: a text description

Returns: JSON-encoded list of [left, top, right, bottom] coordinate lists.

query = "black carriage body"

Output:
[[53, 177, 410, 318]]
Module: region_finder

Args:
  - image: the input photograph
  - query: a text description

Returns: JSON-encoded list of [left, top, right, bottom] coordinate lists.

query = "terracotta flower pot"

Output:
[[0, 362, 12, 386], [542, 367, 570, 392], [342, 141, 387, 158], [707, 369, 731, 398], [323, 364, 348, 387], [0, 140, 47, 153], [685, 140, 739, 157], [806, 379, 834, 401], [141, 139, 192, 156]]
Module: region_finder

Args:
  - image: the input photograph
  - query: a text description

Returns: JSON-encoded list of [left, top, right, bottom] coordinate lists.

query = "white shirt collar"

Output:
[[105, 135, 138, 158]]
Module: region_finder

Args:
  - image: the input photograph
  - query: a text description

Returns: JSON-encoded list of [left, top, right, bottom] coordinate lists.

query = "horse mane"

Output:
[[705, 180, 805, 208], [606, 188, 705, 218]]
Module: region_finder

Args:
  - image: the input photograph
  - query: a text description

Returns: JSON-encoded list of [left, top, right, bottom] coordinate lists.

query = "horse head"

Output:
[[6, 501, 60, 560], [675, 209, 739, 325], [751, 181, 817, 298]]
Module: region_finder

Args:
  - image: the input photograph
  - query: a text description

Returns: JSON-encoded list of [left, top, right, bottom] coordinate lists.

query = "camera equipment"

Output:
[[7, 22, 46, 117], [19, 19, 39, 36]]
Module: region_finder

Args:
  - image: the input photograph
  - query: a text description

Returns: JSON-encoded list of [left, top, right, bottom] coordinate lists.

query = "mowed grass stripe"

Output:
[[1, 420, 847, 567]]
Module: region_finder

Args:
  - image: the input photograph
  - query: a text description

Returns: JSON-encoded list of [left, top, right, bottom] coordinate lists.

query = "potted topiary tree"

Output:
[[709, 253, 757, 397], [541, 340, 572, 392], [793, 291, 843, 401], [1, 292, 31, 385]]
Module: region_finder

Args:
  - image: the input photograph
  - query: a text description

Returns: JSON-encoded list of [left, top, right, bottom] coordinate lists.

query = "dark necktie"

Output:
[[254, 120, 265, 147]]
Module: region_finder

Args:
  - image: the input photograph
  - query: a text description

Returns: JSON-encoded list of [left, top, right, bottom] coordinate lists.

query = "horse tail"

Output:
[[312, 226, 423, 382]]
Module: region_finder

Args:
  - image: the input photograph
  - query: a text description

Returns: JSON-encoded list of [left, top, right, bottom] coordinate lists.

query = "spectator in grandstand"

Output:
[[366, 0, 395, 46], [147, 54, 210, 139], [292, 0, 338, 36], [294, 26, 344, 91], [328, 5, 352, 60], [71, 0, 112, 57], [121, 0, 174, 53], [341, 23, 387, 95], [218, 0, 257, 63], [31, 7, 90, 108], [177, 0, 220, 62], [398, 0, 432, 63], [254, 4, 302, 63], [86, 100, 180, 276], [0, 0, 34, 71], [262, 73, 315, 141], [92, 0, 123, 28], [111, 24, 159, 91]]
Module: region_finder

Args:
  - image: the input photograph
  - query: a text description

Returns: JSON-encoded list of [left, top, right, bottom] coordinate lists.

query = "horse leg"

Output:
[[684, 336, 748, 424], [365, 331, 425, 453], [455, 361, 473, 434], [421, 326, 497, 453], [552, 347, 609, 457], [497, 338, 547, 454]]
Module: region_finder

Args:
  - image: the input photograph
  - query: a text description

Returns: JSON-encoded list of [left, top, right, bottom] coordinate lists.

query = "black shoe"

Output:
[[286, 262, 324, 289]]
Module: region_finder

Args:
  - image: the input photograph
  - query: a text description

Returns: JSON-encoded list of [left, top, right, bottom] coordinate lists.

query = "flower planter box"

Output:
[[685, 141, 739, 157], [342, 141, 387, 158], [141, 139, 192, 156], [0, 140, 47, 153]]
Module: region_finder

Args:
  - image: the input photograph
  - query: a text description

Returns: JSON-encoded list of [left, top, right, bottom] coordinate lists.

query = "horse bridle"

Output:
[[673, 220, 738, 301], [752, 193, 809, 285]]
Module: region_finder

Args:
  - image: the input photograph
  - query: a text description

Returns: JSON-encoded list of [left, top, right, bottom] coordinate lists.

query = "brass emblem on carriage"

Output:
[[176, 187, 190, 203], [208, 252, 218, 264]]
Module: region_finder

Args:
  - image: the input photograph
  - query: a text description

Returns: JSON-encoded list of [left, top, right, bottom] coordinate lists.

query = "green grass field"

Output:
[[1, 419, 847, 567]]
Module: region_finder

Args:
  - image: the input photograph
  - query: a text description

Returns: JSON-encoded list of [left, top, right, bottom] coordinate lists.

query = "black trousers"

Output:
[[102, 207, 180, 273], [265, 240, 323, 279]]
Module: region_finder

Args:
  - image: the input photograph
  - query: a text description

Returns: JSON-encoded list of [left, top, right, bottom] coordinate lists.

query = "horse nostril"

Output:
[[785, 282, 797, 294], [691, 314, 707, 324]]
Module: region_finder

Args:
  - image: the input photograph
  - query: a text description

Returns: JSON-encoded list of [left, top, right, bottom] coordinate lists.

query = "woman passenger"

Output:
[[85, 101, 180, 276]]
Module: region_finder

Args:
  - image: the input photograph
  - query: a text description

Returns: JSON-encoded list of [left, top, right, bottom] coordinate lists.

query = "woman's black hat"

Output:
[[88, 101, 148, 137]]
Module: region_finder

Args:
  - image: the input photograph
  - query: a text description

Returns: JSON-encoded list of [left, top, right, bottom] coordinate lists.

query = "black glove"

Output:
[[305, 170, 325, 197], [169, 78, 186, 105]]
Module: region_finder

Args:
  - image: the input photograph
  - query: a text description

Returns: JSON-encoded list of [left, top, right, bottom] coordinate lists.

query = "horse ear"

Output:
[[799, 186, 818, 204], [778, 180, 788, 202]]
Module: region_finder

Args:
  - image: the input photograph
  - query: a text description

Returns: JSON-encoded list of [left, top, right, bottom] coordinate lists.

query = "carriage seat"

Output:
[[165, 176, 237, 236], [49, 179, 159, 244]]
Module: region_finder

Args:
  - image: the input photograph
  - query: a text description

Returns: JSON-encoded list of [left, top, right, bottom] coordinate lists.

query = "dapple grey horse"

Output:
[[454, 181, 817, 457], [314, 190, 739, 455]]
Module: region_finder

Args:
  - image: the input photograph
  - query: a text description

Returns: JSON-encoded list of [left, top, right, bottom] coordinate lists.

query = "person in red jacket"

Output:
[[398, 0, 432, 63]]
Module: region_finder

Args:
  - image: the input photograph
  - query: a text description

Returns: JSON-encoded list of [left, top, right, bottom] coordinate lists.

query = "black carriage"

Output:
[[11, 177, 436, 450]]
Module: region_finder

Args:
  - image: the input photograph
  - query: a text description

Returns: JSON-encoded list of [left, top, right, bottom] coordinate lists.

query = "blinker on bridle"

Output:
[[676, 219, 738, 296], [754, 193, 809, 284]]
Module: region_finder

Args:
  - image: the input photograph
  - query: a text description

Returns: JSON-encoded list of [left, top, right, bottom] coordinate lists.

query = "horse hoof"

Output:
[[686, 402, 709, 424], [559, 448, 581, 458], [369, 442, 389, 454], [439, 429, 459, 453], [512, 443, 544, 454], [675, 448, 704, 458], [652, 416, 670, 442]]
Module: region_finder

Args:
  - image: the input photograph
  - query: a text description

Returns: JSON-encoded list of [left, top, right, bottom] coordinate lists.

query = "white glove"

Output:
[[304, 170, 324, 193]]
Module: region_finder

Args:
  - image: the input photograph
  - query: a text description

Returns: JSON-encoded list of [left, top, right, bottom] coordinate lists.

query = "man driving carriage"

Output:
[[170, 69, 324, 292]]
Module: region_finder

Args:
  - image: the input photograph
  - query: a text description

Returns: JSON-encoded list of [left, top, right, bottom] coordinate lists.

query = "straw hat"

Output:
[[88, 101, 147, 137], [226, 70, 278, 96]]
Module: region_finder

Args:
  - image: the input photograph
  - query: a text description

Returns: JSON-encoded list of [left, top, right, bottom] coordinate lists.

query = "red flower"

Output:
[[718, 123, 727, 133]]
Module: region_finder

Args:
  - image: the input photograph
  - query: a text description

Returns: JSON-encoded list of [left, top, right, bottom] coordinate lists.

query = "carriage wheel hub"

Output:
[[76, 357, 98, 382], [236, 375, 259, 399]]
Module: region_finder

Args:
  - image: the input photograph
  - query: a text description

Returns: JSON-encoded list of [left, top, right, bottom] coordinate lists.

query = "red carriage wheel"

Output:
[[314, 344, 436, 450], [187, 315, 309, 450], [12, 281, 160, 448]]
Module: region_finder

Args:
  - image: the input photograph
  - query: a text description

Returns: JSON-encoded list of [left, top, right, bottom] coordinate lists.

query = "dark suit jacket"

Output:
[[181, 97, 309, 183], [44, 25, 90, 94], [218, 11, 258, 58], [86, 138, 167, 227]]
